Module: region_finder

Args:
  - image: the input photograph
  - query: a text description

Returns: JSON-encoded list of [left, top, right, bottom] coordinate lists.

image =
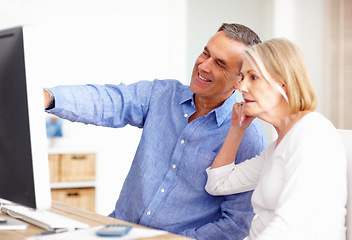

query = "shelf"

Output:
[[50, 181, 96, 189]]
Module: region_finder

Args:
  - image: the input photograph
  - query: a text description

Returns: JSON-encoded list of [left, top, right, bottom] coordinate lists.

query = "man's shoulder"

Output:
[[236, 120, 267, 163], [148, 79, 191, 99], [246, 120, 266, 140], [243, 120, 267, 148]]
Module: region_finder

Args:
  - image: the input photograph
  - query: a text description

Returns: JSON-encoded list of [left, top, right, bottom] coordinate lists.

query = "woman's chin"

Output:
[[243, 108, 253, 117]]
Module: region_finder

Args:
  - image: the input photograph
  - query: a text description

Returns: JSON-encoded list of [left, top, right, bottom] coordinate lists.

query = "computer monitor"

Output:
[[0, 26, 51, 210]]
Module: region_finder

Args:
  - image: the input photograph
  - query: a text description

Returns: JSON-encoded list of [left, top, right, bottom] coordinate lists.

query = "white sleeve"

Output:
[[205, 153, 265, 195]]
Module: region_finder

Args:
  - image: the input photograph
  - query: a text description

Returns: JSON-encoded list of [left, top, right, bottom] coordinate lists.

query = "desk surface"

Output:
[[0, 201, 192, 240]]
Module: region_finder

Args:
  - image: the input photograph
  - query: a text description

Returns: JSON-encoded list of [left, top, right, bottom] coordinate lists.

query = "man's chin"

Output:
[[189, 80, 199, 92]]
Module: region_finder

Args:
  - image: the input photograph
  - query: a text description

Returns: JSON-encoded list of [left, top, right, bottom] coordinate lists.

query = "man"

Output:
[[44, 23, 266, 240]]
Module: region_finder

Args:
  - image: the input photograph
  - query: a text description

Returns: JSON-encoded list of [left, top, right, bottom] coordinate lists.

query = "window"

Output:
[[325, 0, 352, 129]]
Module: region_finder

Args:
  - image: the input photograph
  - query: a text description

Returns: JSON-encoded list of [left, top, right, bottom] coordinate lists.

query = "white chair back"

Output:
[[338, 129, 352, 240]]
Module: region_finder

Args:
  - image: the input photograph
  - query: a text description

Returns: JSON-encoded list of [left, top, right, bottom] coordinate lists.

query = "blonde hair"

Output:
[[244, 38, 317, 113]]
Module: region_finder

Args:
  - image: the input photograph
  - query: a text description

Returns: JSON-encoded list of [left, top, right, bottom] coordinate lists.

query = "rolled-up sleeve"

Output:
[[206, 154, 265, 196]]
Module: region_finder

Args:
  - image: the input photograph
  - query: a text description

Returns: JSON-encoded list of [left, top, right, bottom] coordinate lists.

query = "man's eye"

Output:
[[202, 51, 209, 57]]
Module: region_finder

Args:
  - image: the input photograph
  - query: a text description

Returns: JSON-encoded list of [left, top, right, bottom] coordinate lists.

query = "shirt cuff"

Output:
[[206, 162, 235, 173], [205, 163, 235, 195]]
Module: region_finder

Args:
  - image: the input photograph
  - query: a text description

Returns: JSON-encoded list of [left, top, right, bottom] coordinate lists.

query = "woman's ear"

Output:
[[281, 83, 289, 102], [282, 83, 287, 91]]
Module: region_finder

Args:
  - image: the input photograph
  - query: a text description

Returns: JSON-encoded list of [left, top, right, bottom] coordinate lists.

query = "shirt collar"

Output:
[[213, 93, 237, 126], [180, 88, 237, 127], [179, 87, 194, 105]]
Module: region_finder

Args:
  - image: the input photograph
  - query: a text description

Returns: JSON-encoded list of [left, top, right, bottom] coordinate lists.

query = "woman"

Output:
[[205, 38, 347, 240]]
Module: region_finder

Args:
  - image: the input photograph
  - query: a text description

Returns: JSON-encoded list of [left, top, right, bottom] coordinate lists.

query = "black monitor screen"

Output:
[[0, 26, 51, 209]]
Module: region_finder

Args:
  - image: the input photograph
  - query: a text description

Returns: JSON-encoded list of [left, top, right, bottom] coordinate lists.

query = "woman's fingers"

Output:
[[232, 102, 254, 128], [232, 102, 246, 126]]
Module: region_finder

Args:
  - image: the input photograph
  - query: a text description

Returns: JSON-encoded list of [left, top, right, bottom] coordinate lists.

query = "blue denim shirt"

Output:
[[47, 79, 266, 240]]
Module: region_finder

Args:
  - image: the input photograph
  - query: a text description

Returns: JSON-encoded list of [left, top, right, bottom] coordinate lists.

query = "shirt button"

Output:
[[184, 113, 188, 118], [172, 164, 176, 169], [180, 139, 185, 144], [147, 211, 151, 215], [161, 189, 165, 193]]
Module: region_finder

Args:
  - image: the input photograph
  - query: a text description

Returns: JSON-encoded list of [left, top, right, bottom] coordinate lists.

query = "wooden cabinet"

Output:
[[51, 188, 95, 212], [48, 153, 96, 212]]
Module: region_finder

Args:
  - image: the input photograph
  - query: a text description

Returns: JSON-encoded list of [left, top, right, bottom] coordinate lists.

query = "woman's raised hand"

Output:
[[231, 102, 255, 129]]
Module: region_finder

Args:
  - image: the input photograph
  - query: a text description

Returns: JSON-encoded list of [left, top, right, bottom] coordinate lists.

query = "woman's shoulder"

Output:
[[294, 111, 336, 133], [288, 111, 342, 148]]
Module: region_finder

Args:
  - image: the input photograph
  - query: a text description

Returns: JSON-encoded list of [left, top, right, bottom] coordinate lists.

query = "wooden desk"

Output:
[[0, 201, 193, 240]]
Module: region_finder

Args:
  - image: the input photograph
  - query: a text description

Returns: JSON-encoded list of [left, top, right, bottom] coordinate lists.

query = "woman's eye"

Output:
[[251, 75, 258, 80], [216, 61, 224, 68]]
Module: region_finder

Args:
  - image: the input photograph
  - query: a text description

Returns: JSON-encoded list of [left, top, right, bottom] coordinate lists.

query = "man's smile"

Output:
[[198, 73, 212, 82]]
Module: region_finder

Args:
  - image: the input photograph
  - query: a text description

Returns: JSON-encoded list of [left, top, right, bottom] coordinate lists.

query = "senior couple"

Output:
[[43, 23, 346, 240]]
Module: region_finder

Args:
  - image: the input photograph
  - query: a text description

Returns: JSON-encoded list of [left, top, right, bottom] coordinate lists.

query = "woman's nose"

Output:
[[236, 78, 248, 93]]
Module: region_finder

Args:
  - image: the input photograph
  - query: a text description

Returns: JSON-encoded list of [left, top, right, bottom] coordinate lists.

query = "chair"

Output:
[[338, 129, 352, 240]]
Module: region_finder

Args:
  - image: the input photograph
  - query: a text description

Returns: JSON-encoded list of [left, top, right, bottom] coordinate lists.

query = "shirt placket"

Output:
[[139, 103, 199, 226]]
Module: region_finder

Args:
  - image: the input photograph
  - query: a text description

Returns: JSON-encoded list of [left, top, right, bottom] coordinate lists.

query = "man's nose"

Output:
[[198, 58, 212, 72]]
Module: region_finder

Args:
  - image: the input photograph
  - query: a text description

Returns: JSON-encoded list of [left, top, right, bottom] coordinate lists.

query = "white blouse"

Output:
[[206, 112, 347, 240]]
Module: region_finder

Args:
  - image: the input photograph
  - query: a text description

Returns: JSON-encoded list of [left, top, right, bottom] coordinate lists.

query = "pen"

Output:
[[38, 229, 69, 235]]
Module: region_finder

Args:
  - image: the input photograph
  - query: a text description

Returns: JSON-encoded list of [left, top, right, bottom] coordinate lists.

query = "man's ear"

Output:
[[233, 76, 243, 90], [234, 82, 240, 90]]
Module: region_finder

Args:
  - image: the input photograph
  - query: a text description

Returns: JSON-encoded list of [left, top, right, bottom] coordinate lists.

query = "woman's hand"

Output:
[[231, 102, 255, 129]]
